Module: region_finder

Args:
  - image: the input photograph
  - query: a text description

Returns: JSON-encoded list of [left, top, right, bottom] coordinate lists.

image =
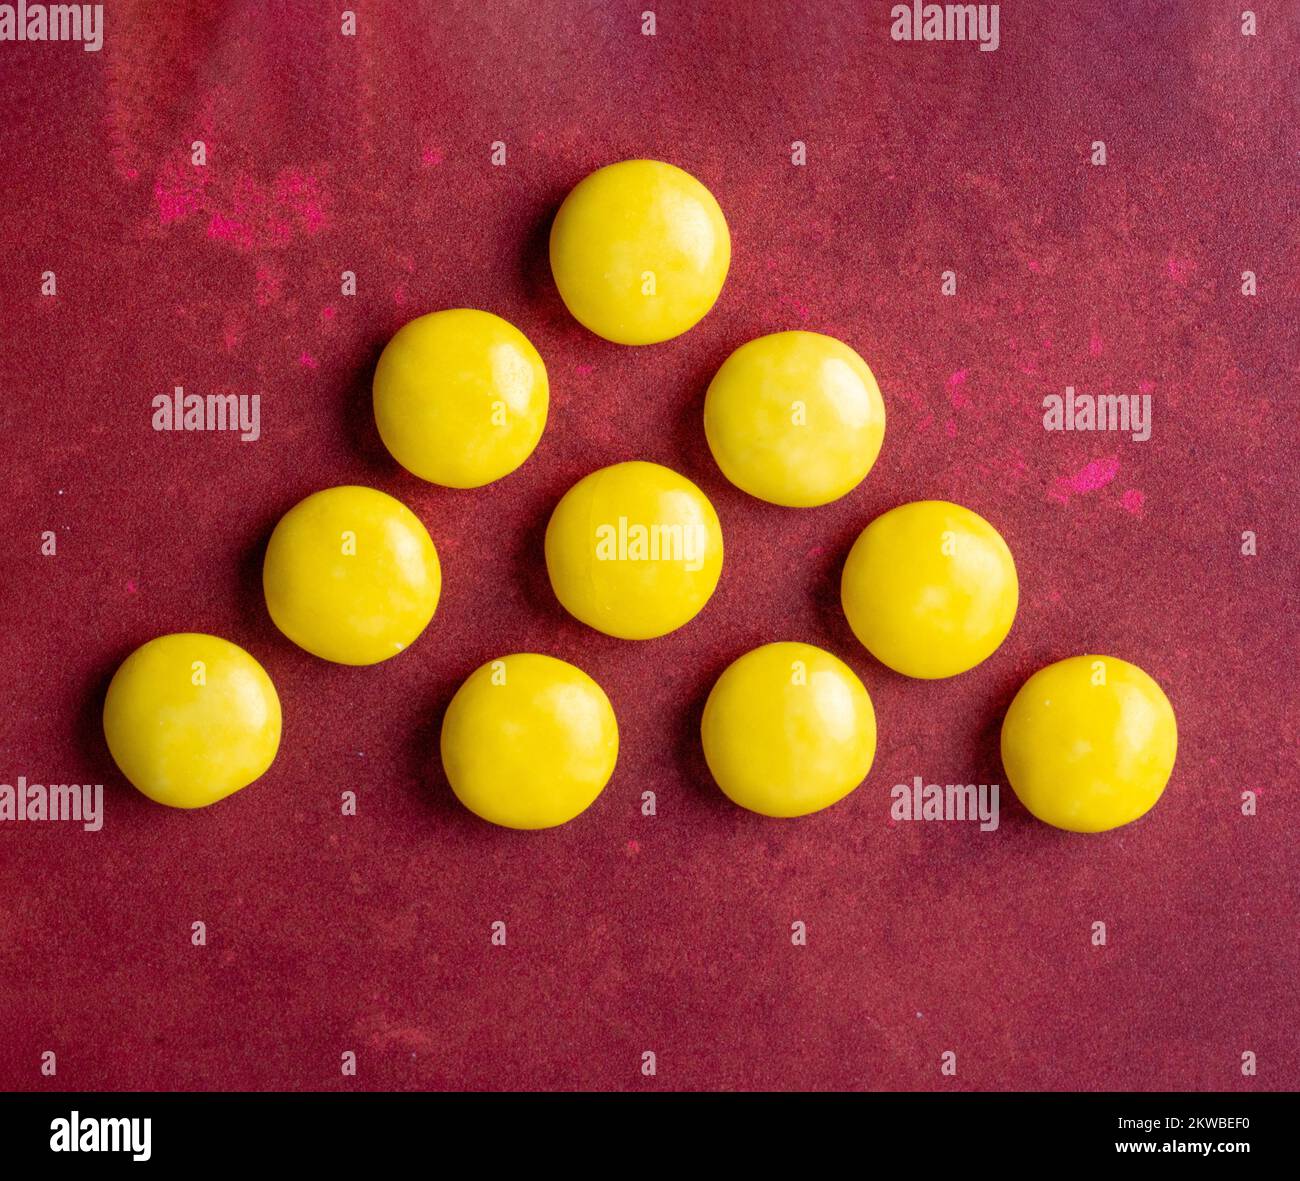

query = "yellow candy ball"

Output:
[[701, 642, 876, 818], [549, 159, 730, 345], [704, 331, 886, 507], [372, 308, 548, 488], [841, 500, 1018, 679], [103, 633, 281, 809], [263, 485, 440, 665], [441, 653, 619, 829], [1002, 655, 1178, 833], [545, 461, 724, 640]]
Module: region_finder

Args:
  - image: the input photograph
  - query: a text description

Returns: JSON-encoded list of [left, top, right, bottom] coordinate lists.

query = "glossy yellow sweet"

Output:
[[701, 642, 876, 818], [103, 633, 281, 809], [372, 308, 548, 488], [545, 461, 723, 639], [549, 159, 730, 345], [841, 500, 1017, 679], [1002, 655, 1178, 833], [441, 653, 619, 829], [704, 331, 886, 507], [263, 485, 440, 665]]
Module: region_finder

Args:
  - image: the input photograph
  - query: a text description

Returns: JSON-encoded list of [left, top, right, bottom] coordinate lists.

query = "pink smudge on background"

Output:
[[1167, 256, 1196, 284], [155, 166, 205, 222], [625, 840, 640, 856], [1089, 331, 1104, 355], [421, 147, 444, 166], [946, 369, 971, 409], [153, 154, 329, 252], [1138, 379, 1155, 394], [944, 418, 957, 437], [575, 363, 594, 377], [125, 579, 138, 594], [1048, 455, 1119, 503], [1121, 488, 1145, 513], [299, 352, 318, 369], [1028, 260, 1041, 272], [321, 306, 337, 322]]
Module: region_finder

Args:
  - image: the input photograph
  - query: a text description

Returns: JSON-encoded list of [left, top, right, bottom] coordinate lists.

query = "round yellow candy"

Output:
[[441, 653, 619, 829], [263, 485, 440, 665], [549, 159, 730, 345], [545, 461, 724, 640], [704, 331, 886, 507], [372, 308, 548, 488], [701, 642, 876, 818], [1002, 655, 1177, 833], [103, 633, 281, 809], [841, 500, 1018, 679]]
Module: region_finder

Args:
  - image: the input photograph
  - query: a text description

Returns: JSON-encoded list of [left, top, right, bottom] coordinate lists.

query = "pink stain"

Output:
[[1167, 256, 1196, 285], [421, 147, 444, 166], [944, 418, 957, 438], [1048, 455, 1120, 503], [1089, 332, 1104, 356], [393, 285, 407, 306], [125, 579, 138, 594], [575, 363, 594, 377], [1121, 488, 1145, 514], [299, 352, 318, 369], [1028, 260, 1041, 272], [806, 545, 827, 558], [154, 167, 205, 223], [1138, 379, 1155, 395], [154, 152, 329, 252], [625, 840, 640, 856], [946, 369, 971, 409], [321, 305, 337, 322]]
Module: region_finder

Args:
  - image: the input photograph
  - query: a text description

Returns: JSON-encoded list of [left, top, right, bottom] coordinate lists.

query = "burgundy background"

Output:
[[1, 0, 1296, 1092]]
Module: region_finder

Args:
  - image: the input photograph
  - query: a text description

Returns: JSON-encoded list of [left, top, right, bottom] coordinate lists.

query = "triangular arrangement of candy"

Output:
[[103, 160, 1176, 835]]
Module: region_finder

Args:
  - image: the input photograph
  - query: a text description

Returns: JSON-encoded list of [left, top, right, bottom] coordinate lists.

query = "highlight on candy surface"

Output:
[[372, 307, 549, 489], [544, 460, 724, 640], [441, 653, 619, 830], [841, 499, 1018, 679], [549, 158, 731, 345], [701, 641, 877, 818], [1001, 654, 1178, 833], [103, 633, 281, 809], [704, 330, 886, 507], [263, 484, 441, 666]]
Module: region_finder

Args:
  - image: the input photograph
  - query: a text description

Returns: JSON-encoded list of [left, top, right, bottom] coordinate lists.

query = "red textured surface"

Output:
[[1, 1, 1297, 1092]]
